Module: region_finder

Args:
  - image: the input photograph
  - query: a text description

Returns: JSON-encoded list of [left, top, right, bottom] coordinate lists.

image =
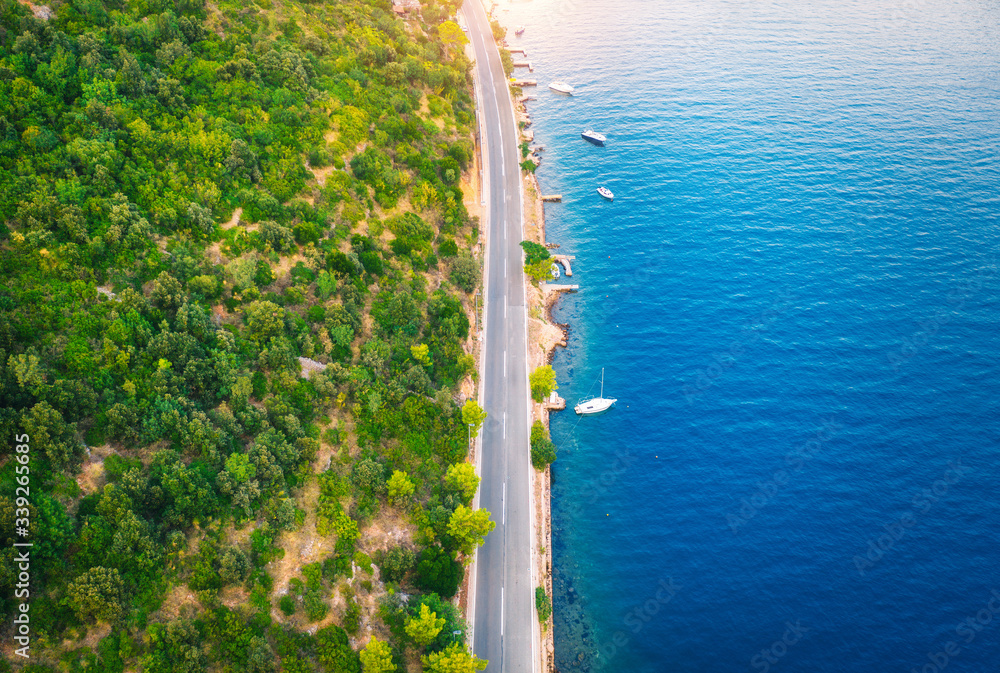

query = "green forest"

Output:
[[0, 0, 494, 670]]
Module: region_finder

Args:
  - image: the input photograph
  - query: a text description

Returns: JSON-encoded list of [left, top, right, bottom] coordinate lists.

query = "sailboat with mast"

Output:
[[574, 368, 617, 415]]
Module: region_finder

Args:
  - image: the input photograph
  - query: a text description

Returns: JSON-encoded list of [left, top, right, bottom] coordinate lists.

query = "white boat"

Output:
[[548, 81, 575, 95], [581, 129, 607, 146], [597, 186, 614, 200], [515, 25, 526, 36], [550, 262, 560, 279], [574, 368, 617, 415]]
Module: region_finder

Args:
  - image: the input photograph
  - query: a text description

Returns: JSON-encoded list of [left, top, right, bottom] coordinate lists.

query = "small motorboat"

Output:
[[597, 187, 614, 200], [548, 81, 575, 95], [581, 129, 607, 146], [515, 25, 526, 36]]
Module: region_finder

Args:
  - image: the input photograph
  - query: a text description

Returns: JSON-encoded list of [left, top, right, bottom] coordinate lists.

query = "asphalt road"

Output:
[[461, 2, 535, 672]]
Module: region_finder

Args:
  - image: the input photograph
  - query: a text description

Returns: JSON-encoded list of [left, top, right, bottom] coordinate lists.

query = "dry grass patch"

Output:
[[76, 444, 117, 497], [149, 583, 202, 624]]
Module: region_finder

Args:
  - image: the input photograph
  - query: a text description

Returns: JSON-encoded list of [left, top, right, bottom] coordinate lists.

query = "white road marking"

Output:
[[503, 413, 507, 438], [503, 350, 507, 377], [501, 587, 505, 637], [502, 481, 507, 525]]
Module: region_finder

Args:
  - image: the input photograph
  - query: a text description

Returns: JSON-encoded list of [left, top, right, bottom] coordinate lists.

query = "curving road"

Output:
[[461, 1, 535, 672]]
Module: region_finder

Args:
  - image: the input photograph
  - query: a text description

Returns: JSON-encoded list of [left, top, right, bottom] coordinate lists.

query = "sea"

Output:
[[493, 0, 1000, 671]]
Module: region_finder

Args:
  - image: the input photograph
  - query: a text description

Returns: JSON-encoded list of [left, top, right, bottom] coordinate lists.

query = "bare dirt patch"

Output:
[[221, 207, 243, 230], [310, 165, 338, 187], [16, 0, 52, 20]]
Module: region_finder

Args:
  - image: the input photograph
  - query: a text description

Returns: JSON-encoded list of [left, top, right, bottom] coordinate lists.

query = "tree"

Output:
[[500, 49, 514, 78], [21, 401, 79, 469], [530, 421, 556, 470], [8, 353, 44, 392], [387, 470, 415, 505], [405, 603, 446, 648], [520, 241, 550, 265], [316, 625, 360, 673], [461, 400, 486, 439], [243, 301, 286, 342], [490, 18, 506, 42], [352, 458, 386, 497], [438, 21, 469, 55], [422, 643, 488, 673], [317, 270, 338, 299], [444, 463, 479, 504], [529, 365, 558, 402], [219, 547, 251, 586], [360, 637, 395, 673], [410, 343, 431, 365], [446, 506, 495, 556], [449, 254, 480, 293], [335, 511, 359, 544], [524, 258, 555, 283], [66, 567, 125, 623], [152, 271, 185, 309], [142, 620, 206, 673]]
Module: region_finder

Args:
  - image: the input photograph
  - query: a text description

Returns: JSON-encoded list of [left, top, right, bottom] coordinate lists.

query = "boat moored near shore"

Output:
[[575, 368, 617, 415], [548, 81, 575, 95], [581, 129, 607, 146]]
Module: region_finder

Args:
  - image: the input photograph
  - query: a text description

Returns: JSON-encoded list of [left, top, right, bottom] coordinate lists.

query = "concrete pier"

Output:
[[541, 194, 562, 202], [544, 392, 566, 411], [552, 254, 575, 276], [540, 282, 579, 294], [512, 79, 537, 87]]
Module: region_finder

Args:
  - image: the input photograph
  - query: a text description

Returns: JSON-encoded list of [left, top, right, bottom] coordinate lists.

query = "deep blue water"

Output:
[[495, 0, 1000, 671]]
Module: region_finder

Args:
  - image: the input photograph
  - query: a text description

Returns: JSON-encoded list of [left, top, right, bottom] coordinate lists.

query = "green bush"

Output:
[[520, 240, 551, 265], [414, 546, 463, 598], [343, 598, 361, 633], [377, 546, 416, 584], [450, 254, 480, 293], [535, 587, 552, 622]]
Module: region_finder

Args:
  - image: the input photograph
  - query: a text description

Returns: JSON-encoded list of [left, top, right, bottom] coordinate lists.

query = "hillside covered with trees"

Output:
[[0, 0, 493, 670]]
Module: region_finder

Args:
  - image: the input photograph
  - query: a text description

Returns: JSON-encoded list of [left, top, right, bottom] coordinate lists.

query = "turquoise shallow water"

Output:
[[495, 0, 1000, 671]]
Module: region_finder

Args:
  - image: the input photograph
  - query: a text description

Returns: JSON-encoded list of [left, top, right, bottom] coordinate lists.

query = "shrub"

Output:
[[438, 238, 459, 257], [343, 598, 361, 633], [377, 546, 415, 584], [414, 546, 463, 598], [535, 587, 552, 622]]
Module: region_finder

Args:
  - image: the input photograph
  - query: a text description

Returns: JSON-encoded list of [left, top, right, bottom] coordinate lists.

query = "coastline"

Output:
[[516, 82, 568, 673]]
